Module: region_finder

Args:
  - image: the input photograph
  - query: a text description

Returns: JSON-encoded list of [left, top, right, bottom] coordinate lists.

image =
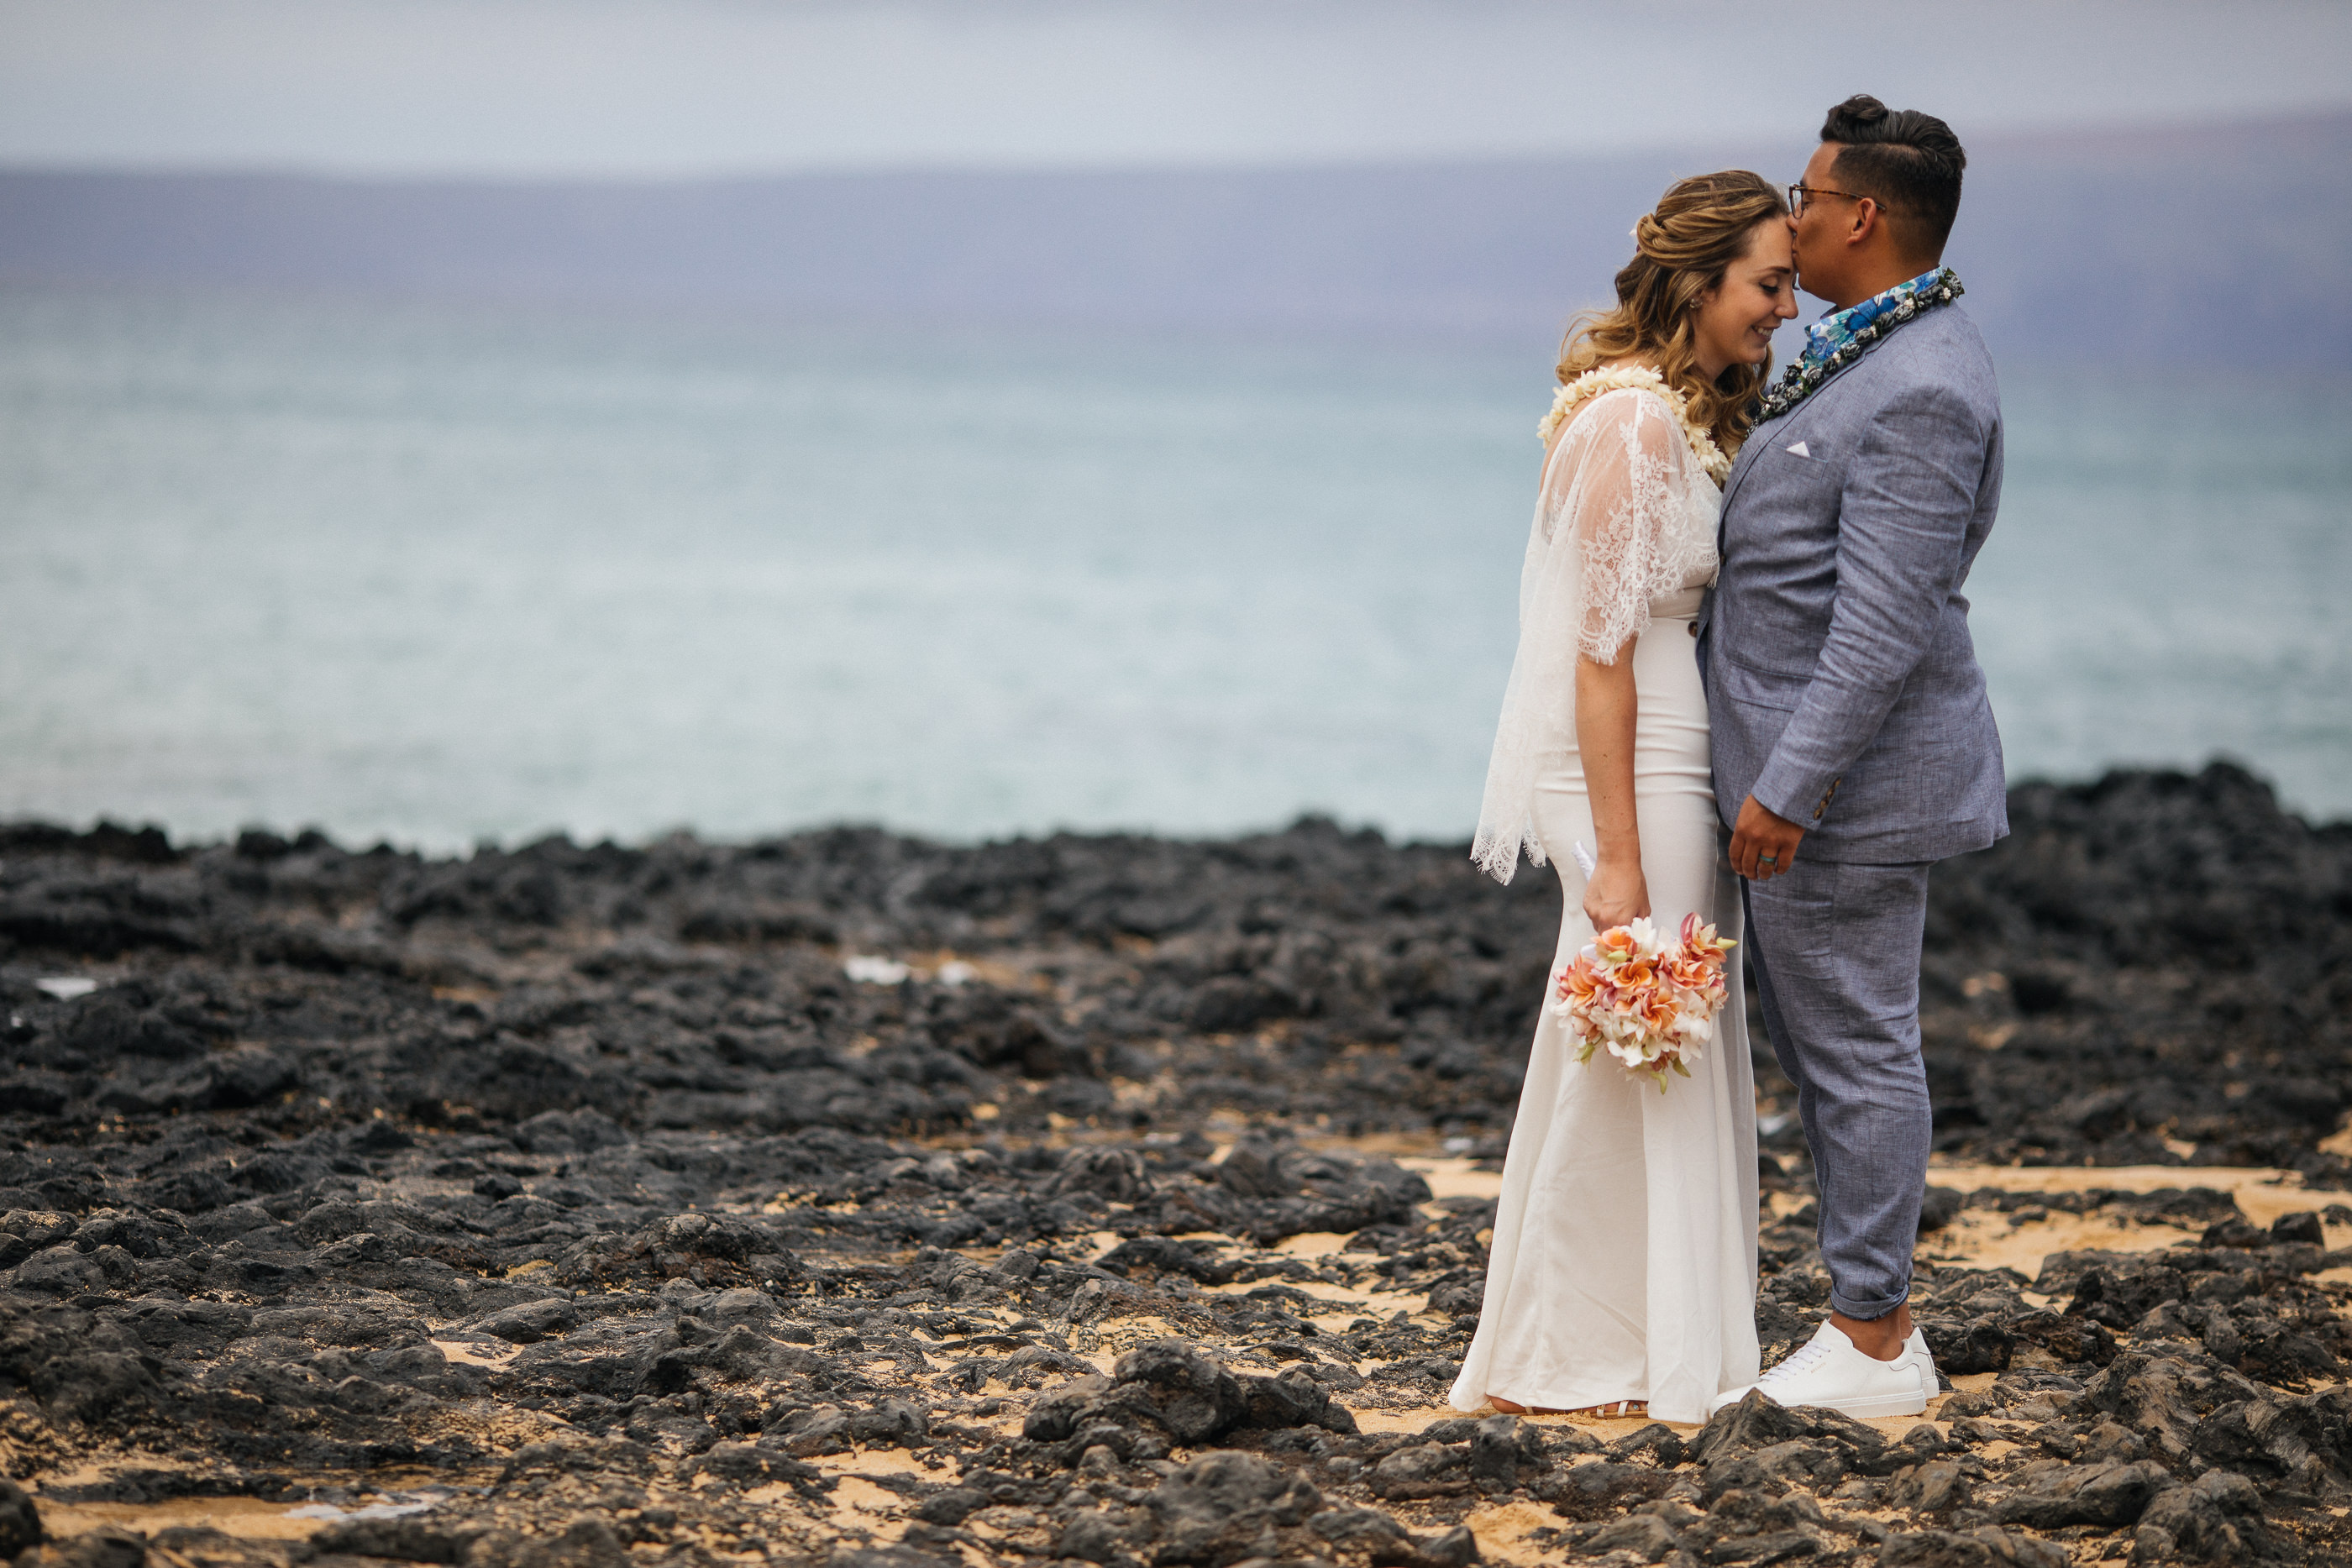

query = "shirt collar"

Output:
[[1799, 265, 1950, 371]]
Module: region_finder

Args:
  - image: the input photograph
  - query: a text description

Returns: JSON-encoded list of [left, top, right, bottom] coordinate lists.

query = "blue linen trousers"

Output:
[[1698, 303, 2007, 1320], [1741, 860, 1932, 1319]]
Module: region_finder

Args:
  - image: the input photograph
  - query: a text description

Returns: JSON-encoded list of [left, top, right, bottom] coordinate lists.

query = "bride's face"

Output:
[[1692, 220, 1800, 378]]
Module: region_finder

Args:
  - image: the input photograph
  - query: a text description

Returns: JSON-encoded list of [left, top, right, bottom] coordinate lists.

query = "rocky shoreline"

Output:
[[3, 761, 2350, 1568]]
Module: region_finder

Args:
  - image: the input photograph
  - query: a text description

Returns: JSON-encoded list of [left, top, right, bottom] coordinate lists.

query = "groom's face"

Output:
[[1790, 144, 1851, 303]]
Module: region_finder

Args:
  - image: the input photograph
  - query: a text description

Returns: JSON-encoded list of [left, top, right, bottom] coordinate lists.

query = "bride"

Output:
[[1452, 171, 1798, 1424]]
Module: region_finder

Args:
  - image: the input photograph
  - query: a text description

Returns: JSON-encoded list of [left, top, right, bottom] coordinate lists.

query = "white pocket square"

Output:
[[1785, 440, 1812, 458]]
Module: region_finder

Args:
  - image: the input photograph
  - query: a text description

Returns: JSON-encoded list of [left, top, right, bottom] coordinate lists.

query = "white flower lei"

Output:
[[1537, 364, 1732, 486]]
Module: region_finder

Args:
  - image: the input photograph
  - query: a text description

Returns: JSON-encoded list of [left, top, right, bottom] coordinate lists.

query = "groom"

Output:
[[1696, 95, 2006, 1418]]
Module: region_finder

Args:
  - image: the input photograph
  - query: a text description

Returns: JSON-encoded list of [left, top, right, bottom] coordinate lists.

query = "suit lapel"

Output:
[[1716, 422, 1772, 524], [1716, 440, 1759, 557], [1720, 335, 1889, 528]]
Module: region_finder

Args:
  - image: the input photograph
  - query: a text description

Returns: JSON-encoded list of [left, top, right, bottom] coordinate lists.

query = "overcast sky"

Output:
[[4, 0, 2348, 178]]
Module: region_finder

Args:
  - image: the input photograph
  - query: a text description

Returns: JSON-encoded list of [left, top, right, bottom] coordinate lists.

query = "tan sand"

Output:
[[822, 1472, 914, 1539], [1396, 1157, 1504, 1204], [34, 1497, 328, 1542], [1460, 1498, 1558, 1565], [1929, 1161, 2344, 1225], [1390, 1156, 2346, 1230], [1921, 1208, 2208, 1282]]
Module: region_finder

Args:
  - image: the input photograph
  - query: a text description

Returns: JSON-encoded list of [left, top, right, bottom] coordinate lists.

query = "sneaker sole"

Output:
[[1706, 1385, 1929, 1420], [1785, 1389, 1929, 1419]]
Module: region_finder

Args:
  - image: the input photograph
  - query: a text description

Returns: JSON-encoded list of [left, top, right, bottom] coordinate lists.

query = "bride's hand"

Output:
[[1582, 856, 1651, 933]]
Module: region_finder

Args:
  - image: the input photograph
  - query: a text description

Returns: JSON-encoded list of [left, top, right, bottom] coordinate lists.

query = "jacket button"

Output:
[[1687, 622, 1698, 637]]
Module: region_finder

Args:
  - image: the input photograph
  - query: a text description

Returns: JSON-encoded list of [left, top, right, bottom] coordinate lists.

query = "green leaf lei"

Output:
[[1752, 267, 1966, 423]]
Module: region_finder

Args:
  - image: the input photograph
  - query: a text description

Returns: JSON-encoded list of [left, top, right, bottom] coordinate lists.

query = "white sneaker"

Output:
[[1707, 1319, 1930, 1419], [1903, 1327, 1943, 1405]]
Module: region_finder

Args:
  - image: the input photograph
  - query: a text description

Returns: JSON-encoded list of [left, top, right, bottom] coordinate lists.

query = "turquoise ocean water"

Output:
[[2, 284, 2346, 851]]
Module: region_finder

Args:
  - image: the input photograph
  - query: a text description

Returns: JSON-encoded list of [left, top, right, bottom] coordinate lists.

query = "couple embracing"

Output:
[[1453, 95, 2006, 1425]]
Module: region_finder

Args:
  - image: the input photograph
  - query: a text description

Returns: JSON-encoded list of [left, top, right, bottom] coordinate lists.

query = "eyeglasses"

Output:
[[1788, 182, 1895, 218]]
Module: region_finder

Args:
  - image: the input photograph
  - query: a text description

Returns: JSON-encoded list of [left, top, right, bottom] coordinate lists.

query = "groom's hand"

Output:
[[1730, 795, 1805, 881]]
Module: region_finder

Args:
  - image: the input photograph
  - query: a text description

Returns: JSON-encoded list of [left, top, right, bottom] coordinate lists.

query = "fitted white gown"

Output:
[[1457, 378, 1761, 1425]]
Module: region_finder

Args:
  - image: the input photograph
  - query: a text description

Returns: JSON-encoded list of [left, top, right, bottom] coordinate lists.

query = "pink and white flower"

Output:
[[1550, 911, 1737, 1091]]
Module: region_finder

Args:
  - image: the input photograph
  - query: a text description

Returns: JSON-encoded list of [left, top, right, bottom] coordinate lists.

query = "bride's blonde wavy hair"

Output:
[[1557, 170, 1790, 455]]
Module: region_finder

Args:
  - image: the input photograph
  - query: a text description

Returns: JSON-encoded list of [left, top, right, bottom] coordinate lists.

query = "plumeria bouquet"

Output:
[[1551, 913, 1738, 1091]]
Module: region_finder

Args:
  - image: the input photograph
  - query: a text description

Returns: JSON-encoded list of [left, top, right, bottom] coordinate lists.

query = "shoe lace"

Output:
[[1756, 1338, 1834, 1389]]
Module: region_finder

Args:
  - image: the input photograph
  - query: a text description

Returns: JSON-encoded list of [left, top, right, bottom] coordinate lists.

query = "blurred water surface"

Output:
[[2, 285, 2345, 850]]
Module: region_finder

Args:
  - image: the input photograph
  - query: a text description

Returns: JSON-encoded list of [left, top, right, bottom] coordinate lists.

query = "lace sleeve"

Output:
[[1473, 386, 1696, 883], [1540, 389, 1688, 663]]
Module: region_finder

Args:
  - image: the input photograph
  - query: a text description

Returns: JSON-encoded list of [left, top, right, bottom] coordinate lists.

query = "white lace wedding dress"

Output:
[[1455, 375, 1760, 1425]]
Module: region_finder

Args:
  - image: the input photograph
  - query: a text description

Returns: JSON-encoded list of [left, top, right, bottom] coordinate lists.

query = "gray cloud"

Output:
[[3, 0, 2349, 176]]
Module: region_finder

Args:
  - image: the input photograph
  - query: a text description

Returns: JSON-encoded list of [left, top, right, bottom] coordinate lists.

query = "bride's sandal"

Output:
[[1489, 1395, 1647, 1419]]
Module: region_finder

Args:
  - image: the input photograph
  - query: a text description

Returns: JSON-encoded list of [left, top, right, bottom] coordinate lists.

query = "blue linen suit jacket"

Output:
[[1697, 303, 2008, 864]]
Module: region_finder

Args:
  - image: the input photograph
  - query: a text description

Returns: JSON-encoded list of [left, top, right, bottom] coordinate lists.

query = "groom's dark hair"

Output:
[[1820, 94, 1966, 258]]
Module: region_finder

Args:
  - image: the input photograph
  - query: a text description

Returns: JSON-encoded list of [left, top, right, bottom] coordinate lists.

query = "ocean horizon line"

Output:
[[3, 102, 2344, 186], [7, 113, 2346, 364]]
